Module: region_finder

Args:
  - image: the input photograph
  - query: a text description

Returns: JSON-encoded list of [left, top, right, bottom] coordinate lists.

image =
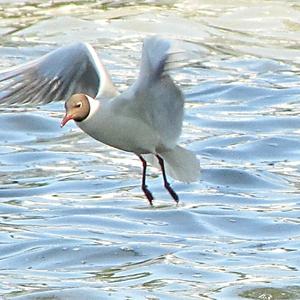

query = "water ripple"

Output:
[[0, 1, 300, 299]]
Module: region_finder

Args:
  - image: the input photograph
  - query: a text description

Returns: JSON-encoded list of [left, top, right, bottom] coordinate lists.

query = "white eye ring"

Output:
[[76, 102, 82, 108]]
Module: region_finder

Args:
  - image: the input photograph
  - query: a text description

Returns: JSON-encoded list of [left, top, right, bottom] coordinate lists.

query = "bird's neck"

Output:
[[76, 97, 111, 135]]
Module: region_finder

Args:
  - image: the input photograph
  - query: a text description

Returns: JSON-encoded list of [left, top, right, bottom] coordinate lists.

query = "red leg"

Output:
[[138, 155, 154, 205], [156, 155, 179, 203]]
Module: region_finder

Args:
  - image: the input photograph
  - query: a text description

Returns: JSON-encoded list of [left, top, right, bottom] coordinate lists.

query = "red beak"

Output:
[[61, 114, 73, 127]]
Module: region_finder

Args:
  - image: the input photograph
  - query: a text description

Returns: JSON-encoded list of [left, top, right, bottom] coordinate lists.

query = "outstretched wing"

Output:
[[129, 37, 185, 148], [0, 42, 117, 106]]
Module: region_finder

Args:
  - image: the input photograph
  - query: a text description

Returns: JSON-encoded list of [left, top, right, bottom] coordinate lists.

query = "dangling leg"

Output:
[[138, 155, 154, 205], [156, 155, 179, 203]]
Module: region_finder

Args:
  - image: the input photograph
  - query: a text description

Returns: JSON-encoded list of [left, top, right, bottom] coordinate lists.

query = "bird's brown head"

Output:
[[61, 93, 90, 127]]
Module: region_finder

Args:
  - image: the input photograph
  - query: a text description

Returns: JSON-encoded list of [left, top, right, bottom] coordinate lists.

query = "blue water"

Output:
[[0, 1, 300, 299]]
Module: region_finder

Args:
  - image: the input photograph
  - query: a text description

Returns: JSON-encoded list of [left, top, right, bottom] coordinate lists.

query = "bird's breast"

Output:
[[77, 105, 159, 154]]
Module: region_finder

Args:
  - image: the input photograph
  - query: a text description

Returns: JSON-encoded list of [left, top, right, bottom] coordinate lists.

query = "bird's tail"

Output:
[[142, 146, 200, 183]]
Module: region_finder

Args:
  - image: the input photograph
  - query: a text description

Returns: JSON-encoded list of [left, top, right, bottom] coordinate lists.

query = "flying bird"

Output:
[[0, 36, 200, 205]]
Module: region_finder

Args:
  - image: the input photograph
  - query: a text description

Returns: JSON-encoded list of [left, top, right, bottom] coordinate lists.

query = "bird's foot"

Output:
[[142, 185, 154, 206], [165, 183, 179, 203]]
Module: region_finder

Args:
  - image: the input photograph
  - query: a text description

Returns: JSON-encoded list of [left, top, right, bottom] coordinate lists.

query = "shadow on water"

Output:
[[0, 0, 300, 299]]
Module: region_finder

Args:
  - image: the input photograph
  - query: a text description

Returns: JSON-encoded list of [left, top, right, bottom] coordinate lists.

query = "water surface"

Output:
[[0, 1, 300, 299]]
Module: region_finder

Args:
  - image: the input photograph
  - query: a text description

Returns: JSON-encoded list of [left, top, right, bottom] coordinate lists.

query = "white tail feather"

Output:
[[142, 146, 200, 183]]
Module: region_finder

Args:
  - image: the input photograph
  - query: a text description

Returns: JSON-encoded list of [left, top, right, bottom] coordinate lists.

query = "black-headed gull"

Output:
[[0, 36, 200, 205]]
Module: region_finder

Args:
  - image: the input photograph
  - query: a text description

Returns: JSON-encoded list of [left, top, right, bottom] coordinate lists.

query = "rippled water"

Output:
[[0, 1, 300, 299]]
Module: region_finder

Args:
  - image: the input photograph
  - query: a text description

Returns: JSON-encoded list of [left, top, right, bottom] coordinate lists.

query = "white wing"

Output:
[[0, 42, 117, 105], [128, 36, 185, 148]]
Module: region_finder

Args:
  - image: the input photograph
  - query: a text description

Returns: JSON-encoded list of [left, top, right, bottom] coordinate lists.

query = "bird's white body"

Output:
[[79, 96, 161, 154]]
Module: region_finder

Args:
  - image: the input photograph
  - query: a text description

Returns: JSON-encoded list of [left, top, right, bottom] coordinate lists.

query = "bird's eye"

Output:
[[75, 102, 82, 108]]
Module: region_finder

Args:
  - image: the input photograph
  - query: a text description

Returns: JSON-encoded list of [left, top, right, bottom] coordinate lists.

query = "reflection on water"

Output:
[[240, 287, 300, 300], [1, 0, 300, 299]]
